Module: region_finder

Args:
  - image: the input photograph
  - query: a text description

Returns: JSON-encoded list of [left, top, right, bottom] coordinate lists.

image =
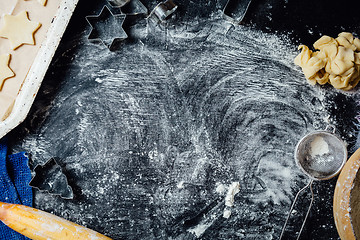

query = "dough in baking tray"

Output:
[[0, 54, 15, 90], [0, 11, 41, 50], [0, 0, 61, 120], [24, 0, 48, 6]]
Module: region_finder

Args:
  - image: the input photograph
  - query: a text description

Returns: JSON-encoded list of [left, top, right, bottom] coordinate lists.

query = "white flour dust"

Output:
[[13, 15, 339, 239], [308, 136, 334, 173], [225, 182, 240, 207], [310, 136, 329, 157]]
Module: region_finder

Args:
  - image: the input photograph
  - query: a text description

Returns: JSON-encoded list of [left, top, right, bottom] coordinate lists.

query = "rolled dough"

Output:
[[25, 0, 48, 6], [0, 0, 61, 121], [0, 11, 41, 50], [0, 54, 15, 90], [38, 0, 47, 5]]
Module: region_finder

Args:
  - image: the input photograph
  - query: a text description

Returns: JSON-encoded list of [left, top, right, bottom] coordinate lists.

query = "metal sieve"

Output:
[[279, 126, 347, 240]]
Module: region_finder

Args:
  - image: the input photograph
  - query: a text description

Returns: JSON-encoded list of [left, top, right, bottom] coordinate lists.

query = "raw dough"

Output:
[[0, 11, 41, 50], [0, 54, 15, 90], [294, 32, 360, 91], [0, 0, 61, 121], [25, 0, 48, 6], [37, 0, 47, 6]]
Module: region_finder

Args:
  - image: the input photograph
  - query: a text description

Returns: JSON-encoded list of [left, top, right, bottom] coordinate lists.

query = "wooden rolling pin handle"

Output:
[[0, 202, 112, 240]]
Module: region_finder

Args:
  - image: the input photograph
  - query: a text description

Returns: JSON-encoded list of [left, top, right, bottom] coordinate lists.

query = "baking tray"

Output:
[[0, 0, 79, 139]]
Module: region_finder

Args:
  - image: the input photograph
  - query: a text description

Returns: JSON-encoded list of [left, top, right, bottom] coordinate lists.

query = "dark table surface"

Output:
[[8, 0, 360, 239]]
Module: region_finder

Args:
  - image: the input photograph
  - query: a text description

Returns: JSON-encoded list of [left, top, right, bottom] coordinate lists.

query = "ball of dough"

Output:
[[294, 32, 360, 91]]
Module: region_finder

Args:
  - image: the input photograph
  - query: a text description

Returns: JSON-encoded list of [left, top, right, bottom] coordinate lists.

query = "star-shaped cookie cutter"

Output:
[[86, 5, 128, 50]]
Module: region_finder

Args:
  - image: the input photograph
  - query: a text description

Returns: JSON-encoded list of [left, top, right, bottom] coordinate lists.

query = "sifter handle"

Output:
[[279, 179, 314, 240], [325, 125, 336, 134]]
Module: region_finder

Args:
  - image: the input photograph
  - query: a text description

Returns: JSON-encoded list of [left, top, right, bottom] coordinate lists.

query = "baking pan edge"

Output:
[[0, 0, 80, 138]]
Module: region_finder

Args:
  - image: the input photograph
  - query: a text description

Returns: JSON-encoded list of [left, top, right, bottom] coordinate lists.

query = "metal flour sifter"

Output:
[[280, 126, 347, 239]]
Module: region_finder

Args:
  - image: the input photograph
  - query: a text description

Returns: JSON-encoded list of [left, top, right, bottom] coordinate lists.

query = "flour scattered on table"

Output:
[[223, 209, 232, 219], [225, 182, 240, 207], [221, 182, 240, 219], [188, 223, 213, 238], [215, 182, 226, 194], [15, 16, 335, 239], [176, 181, 185, 189]]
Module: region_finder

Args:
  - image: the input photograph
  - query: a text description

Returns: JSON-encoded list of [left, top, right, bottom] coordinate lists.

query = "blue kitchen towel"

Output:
[[0, 138, 32, 240]]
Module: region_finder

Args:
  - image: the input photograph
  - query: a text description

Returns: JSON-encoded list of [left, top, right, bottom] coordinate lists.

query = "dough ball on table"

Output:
[[294, 32, 360, 91], [294, 45, 326, 83]]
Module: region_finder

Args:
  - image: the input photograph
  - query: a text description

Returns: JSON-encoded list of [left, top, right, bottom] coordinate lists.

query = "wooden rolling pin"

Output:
[[0, 202, 112, 240]]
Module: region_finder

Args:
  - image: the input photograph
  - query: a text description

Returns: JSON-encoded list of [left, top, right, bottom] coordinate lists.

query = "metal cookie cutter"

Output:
[[121, 0, 148, 16], [148, 0, 178, 23], [86, 5, 128, 50], [223, 0, 252, 24], [29, 158, 74, 199], [108, 0, 131, 8]]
